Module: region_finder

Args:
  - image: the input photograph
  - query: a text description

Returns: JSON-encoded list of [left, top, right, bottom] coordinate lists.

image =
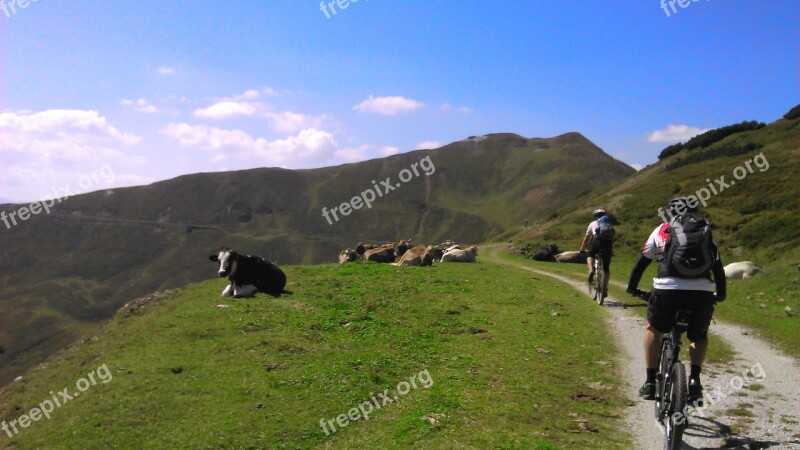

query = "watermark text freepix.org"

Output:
[[321, 156, 435, 225], [660, 0, 710, 18], [658, 151, 768, 222], [1, 164, 115, 230], [319, 0, 368, 19], [319, 368, 434, 436], [659, 362, 766, 428], [0, 0, 43, 19], [1, 363, 113, 439]]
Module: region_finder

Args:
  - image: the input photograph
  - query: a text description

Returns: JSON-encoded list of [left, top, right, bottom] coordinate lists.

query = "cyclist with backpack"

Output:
[[580, 208, 605, 277], [580, 209, 615, 297], [626, 196, 726, 404]]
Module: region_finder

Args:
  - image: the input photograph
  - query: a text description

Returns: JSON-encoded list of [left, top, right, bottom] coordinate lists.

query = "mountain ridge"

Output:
[[0, 131, 634, 384]]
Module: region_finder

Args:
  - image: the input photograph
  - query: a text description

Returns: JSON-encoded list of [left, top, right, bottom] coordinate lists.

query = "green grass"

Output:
[[0, 262, 632, 449]]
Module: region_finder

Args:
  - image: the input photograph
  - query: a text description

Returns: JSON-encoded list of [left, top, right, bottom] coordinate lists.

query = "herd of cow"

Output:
[[528, 244, 589, 264], [207, 240, 765, 299], [207, 241, 479, 298], [338, 240, 479, 266]]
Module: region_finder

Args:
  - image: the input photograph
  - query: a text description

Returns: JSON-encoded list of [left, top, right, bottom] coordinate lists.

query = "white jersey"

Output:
[[586, 220, 600, 237], [641, 224, 716, 292]]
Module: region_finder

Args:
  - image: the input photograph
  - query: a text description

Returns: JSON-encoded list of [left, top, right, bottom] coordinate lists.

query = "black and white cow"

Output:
[[208, 248, 287, 297]]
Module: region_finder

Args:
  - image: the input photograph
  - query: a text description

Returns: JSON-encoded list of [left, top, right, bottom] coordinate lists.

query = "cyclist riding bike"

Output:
[[626, 196, 726, 404], [580, 208, 605, 279]]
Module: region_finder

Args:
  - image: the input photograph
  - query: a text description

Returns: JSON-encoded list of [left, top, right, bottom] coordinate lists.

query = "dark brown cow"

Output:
[[393, 245, 434, 266], [363, 247, 396, 263]]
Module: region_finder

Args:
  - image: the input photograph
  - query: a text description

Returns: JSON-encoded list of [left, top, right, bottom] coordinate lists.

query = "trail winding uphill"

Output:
[[484, 245, 800, 450]]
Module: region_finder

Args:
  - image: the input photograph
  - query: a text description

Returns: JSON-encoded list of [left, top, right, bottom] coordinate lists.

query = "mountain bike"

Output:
[[634, 289, 690, 450], [588, 251, 607, 305]]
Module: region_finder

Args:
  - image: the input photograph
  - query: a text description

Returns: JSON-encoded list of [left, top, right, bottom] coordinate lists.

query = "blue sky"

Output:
[[1, 0, 797, 202]]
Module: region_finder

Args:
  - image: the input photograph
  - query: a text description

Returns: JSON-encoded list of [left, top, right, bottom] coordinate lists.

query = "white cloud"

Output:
[[0, 110, 141, 158], [263, 111, 327, 133], [631, 163, 645, 171], [440, 103, 471, 113], [647, 124, 710, 143], [415, 140, 442, 150], [157, 66, 175, 76], [192, 90, 325, 132], [0, 110, 146, 200], [353, 96, 424, 116], [194, 101, 259, 119], [334, 145, 372, 162], [161, 123, 337, 167], [121, 98, 158, 114], [262, 87, 279, 97], [380, 146, 400, 156]]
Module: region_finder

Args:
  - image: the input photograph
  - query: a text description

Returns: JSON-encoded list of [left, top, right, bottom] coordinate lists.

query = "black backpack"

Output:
[[658, 213, 716, 278], [595, 221, 615, 242]]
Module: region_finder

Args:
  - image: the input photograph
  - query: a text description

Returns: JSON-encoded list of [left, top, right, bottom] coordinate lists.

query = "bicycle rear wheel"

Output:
[[588, 259, 599, 299], [664, 362, 688, 450], [595, 264, 606, 306]]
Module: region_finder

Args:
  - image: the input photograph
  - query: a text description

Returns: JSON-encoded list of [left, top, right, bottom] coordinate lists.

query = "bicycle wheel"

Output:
[[664, 362, 688, 450], [596, 259, 605, 305], [588, 259, 598, 298], [654, 339, 671, 419]]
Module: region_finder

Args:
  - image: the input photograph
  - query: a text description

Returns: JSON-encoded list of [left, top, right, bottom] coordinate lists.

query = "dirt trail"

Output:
[[484, 245, 800, 450]]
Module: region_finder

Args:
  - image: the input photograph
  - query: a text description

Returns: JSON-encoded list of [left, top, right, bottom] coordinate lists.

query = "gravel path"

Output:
[[485, 246, 800, 449]]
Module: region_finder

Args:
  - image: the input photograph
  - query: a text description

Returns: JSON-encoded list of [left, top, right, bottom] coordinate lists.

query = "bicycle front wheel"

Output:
[[596, 261, 605, 305], [664, 362, 688, 450]]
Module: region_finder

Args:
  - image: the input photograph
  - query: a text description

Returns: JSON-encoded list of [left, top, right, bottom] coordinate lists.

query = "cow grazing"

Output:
[[440, 245, 478, 263], [363, 247, 396, 263], [208, 248, 286, 297], [338, 249, 358, 264], [554, 251, 588, 264], [533, 244, 560, 262], [393, 245, 434, 266], [724, 261, 763, 279]]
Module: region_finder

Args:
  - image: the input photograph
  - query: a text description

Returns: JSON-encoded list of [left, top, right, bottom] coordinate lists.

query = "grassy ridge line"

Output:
[[1, 262, 632, 449]]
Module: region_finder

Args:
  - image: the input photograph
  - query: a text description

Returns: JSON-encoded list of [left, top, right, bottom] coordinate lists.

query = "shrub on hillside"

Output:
[[784, 104, 800, 120], [665, 143, 763, 171], [658, 121, 766, 160]]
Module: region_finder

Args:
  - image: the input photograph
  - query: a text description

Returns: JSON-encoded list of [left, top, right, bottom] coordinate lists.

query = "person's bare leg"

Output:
[[689, 338, 707, 367], [644, 324, 663, 369]]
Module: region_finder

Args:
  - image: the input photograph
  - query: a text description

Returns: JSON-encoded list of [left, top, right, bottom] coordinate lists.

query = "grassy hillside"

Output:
[[0, 132, 634, 385], [1, 262, 631, 449], [507, 113, 800, 356]]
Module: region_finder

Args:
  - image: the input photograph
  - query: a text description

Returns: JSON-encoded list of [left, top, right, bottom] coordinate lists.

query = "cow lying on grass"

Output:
[[208, 248, 287, 297], [724, 261, 762, 279], [393, 245, 435, 266], [554, 251, 588, 264], [440, 246, 478, 263]]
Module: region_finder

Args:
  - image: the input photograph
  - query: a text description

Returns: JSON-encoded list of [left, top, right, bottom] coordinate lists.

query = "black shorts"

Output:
[[647, 289, 716, 342], [587, 239, 612, 273]]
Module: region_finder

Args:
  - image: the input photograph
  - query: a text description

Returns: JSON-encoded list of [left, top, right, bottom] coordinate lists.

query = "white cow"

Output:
[[724, 261, 762, 279], [554, 251, 588, 264], [440, 246, 478, 263]]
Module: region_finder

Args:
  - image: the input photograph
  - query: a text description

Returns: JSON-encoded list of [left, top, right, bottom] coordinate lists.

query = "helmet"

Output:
[[592, 209, 606, 219], [665, 196, 697, 219]]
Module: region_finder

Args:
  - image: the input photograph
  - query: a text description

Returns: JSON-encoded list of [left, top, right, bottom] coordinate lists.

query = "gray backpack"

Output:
[[657, 213, 715, 278]]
